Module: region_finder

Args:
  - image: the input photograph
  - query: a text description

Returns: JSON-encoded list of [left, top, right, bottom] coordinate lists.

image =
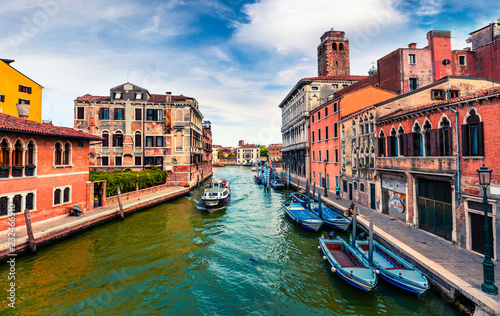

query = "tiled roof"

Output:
[[75, 94, 110, 101], [0, 113, 103, 141], [238, 144, 259, 148], [379, 86, 500, 121], [305, 75, 367, 81]]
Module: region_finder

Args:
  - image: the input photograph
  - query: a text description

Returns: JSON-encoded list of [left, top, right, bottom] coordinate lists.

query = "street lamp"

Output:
[[323, 159, 328, 197], [477, 164, 498, 295]]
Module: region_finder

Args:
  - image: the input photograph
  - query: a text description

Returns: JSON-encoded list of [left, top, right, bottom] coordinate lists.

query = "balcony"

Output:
[[114, 147, 123, 154], [101, 147, 109, 153], [134, 147, 142, 154], [377, 156, 456, 173]]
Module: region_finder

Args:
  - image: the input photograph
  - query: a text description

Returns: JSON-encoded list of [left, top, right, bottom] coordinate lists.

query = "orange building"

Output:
[[268, 143, 282, 161]]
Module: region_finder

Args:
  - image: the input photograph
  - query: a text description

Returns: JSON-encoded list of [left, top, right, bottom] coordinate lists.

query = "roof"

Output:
[[238, 144, 259, 149], [75, 93, 195, 103], [76, 94, 110, 102], [305, 75, 367, 81], [268, 143, 282, 147], [378, 86, 500, 122], [0, 113, 103, 141]]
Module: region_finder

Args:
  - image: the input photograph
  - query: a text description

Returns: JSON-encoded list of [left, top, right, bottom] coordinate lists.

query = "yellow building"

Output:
[[0, 59, 43, 122]]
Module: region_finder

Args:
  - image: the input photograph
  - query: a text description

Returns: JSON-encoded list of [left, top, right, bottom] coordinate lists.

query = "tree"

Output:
[[260, 145, 268, 157], [227, 152, 236, 158], [217, 151, 224, 158]]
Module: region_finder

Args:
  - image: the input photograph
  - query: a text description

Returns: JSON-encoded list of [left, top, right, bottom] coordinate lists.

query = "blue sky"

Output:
[[1, 0, 499, 147]]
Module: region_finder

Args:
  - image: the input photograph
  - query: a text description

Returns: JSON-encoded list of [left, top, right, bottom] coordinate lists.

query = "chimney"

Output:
[[165, 91, 171, 102], [408, 43, 417, 49]]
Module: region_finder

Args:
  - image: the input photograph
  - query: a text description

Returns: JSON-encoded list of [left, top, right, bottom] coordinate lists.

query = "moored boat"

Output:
[[201, 179, 230, 210], [284, 203, 323, 231], [319, 237, 377, 292], [270, 178, 285, 190], [290, 192, 308, 206], [355, 240, 429, 294], [311, 203, 351, 231]]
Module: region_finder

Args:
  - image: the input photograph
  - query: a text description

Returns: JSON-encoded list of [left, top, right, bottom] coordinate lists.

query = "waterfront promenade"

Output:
[[290, 177, 500, 315], [0, 186, 189, 261]]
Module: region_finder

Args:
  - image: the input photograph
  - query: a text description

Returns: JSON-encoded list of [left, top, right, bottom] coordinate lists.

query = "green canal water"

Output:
[[1, 167, 458, 315]]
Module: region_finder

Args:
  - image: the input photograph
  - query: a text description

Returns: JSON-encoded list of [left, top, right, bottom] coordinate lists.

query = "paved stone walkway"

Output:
[[290, 176, 500, 315]]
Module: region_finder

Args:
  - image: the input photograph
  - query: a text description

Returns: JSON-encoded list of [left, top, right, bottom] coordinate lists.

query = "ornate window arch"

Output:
[[462, 107, 484, 156], [63, 142, 72, 165], [54, 141, 63, 165], [13, 139, 24, 166]]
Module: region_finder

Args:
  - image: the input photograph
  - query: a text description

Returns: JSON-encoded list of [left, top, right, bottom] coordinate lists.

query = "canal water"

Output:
[[1, 167, 458, 315]]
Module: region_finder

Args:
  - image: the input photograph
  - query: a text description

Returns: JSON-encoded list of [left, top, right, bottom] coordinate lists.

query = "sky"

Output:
[[1, 0, 499, 147]]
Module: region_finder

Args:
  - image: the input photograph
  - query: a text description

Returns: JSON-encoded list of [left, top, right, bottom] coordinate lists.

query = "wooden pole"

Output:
[[117, 187, 125, 220], [352, 207, 357, 248], [24, 209, 37, 253], [313, 182, 316, 201], [368, 216, 374, 265]]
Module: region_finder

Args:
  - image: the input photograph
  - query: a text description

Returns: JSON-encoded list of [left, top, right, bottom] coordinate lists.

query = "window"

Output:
[[318, 112, 320, 120], [102, 132, 109, 147], [318, 128, 321, 141], [332, 43, 337, 50], [135, 108, 142, 121], [115, 156, 122, 166], [77, 107, 84, 120], [449, 90, 459, 99], [63, 143, 71, 165], [462, 109, 484, 156], [19, 85, 32, 94], [18, 99, 30, 105], [325, 126, 329, 139], [313, 151, 315, 161], [113, 132, 123, 147], [341, 124, 345, 140], [114, 92, 122, 99], [318, 150, 321, 161], [155, 136, 163, 147], [55, 142, 62, 165], [424, 121, 432, 156], [26, 140, 35, 165], [0, 94, 4, 102], [326, 149, 329, 161], [135, 93, 142, 100], [100, 108, 110, 120], [135, 156, 142, 166], [333, 123, 338, 138], [114, 108, 124, 120], [343, 180, 347, 192], [147, 109, 163, 121], [354, 182, 358, 190], [54, 189, 61, 205], [409, 78, 418, 91], [332, 84, 338, 90], [360, 183, 365, 192], [101, 156, 109, 166], [146, 136, 154, 147], [431, 90, 445, 100], [26, 193, 34, 210], [333, 102, 338, 112], [13, 140, 22, 166], [63, 188, 70, 203], [409, 54, 416, 64], [459, 55, 466, 66], [387, 129, 398, 157], [334, 148, 338, 162], [313, 171, 315, 179], [342, 84, 348, 88], [325, 107, 328, 117], [312, 131, 315, 142], [398, 126, 405, 156], [135, 132, 142, 147], [311, 87, 318, 91], [439, 118, 452, 156], [311, 116, 315, 123]]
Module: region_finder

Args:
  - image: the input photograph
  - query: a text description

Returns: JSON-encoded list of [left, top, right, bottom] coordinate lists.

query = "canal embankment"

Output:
[[290, 176, 500, 316], [0, 186, 189, 262]]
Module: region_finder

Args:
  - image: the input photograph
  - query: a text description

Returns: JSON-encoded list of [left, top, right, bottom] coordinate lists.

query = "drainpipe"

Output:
[[449, 107, 461, 200]]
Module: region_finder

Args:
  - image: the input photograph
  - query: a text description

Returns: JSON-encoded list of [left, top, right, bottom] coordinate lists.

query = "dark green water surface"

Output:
[[1, 167, 458, 315]]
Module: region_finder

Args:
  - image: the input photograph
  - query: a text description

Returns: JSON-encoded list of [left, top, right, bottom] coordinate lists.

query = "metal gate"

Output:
[[470, 212, 495, 259], [417, 197, 453, 241]]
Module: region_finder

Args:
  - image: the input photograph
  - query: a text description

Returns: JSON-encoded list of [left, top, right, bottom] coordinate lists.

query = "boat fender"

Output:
[[297, 219, 302, 225], [331, 267, 336, 273], [318, 245, 321, 249], [322, 255, 327, 260], [375, 270, 380, 275]]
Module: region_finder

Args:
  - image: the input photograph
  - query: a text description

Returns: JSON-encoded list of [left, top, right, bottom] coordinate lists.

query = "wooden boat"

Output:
[[270, 178, 285, 190], [253, 175, 263, 184], [284, 203, 323, 231], [319, 237, 377, 292], [355, 240, 429, 294], [201, 179, 230, 210], [290, 192, 308, 206], [311, 203, 351, 231]]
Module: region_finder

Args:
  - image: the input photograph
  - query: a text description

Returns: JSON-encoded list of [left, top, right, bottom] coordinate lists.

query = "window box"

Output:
[[12, 165, 24, 170], [0, 166, 11, 171], [25, 165, 36, 176]]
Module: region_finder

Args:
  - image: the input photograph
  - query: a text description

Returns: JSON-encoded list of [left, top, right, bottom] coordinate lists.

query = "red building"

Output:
[[268, 143, 282, 161], [0, 113, 102, 230], [376, 86, 500, 259], [201, 121, 213, 181]]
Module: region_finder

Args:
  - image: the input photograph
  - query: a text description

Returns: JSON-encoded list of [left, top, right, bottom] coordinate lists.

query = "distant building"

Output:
[[268, 143, 282, 161], [74, 82, 205, 187], [237, 144, 260, 165], [201, 121, 213, 181], [0, 59, 43, 122], [0, 113, 102, 230]]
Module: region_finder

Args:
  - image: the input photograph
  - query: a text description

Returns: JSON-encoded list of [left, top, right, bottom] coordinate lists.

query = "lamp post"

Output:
[[477, 164, 498, 295], [323, 159, 328, 197]]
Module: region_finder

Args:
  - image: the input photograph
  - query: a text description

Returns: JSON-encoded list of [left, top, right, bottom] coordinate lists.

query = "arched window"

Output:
[[353, 182, 357, 190], [63, 142, 71, 165], [462, 109, 484, 156], [339, 43, 344, 50], [332, 43, 337, 50], [135, 131, 142, 147], [413, 122, 423, 156], [113, 131, 123, 147], [55, 142, 62, 165], [360, 183, 365, 192], [26, 140, 35, 165], [378, 130, 385, 157], [13, 140, 23, 166], [102, 131, 109, 147], [54, 188, 61, 205], [0, 139, 10, 166], [388, 128, 398, 156], [439, 117, 452, 156], [398, 126, 405, 156]]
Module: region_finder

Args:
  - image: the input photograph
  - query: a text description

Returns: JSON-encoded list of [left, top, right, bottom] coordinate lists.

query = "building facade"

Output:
[[268, 143, 282, 161], [376, 86, 500, 260], [201, 121, 213, 181], [237, 144, 260, 165], [0, 59, 43, 122], [0, 113, 102, 230], [74, 82, 205, 187]]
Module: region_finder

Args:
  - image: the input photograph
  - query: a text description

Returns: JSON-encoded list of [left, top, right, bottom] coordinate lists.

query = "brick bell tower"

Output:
[[317, 29, 350, 76]]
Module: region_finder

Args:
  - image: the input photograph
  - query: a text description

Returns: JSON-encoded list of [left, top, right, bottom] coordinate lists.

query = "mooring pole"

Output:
[[352, 207, 357, 248], [317, 190, 322, 218], [24, 209, 37, 253], [313, 182, 316, 201], [368, 216, 374, 265], [117, 187, 125, 220]]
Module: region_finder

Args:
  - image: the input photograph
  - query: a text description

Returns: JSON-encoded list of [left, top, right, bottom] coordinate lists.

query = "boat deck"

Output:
[[330, 250, 356, 268]]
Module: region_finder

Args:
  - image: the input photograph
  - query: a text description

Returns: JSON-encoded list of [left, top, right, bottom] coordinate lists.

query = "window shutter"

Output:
[[112, 135, 116, 147], [477, 122, 485, 156], [136, 108, 142, 121], [28, 87, 32, 94], [378, 137, 384, 156], [387, 136, 393, 157], [430, 129, 439, 156], [461, 125, 469, 156], [447, 127, 453, 156], [19, 85, 22, 92], [407, 133, 414, 156], [99, 108, 103, 120], [114, 109, 117, 120], [401, 134, 408, 156]]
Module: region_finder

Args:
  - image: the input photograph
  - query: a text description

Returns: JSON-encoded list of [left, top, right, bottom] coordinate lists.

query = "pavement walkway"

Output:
[[290, 176, 500, 316], [0, 186, 189, 260]]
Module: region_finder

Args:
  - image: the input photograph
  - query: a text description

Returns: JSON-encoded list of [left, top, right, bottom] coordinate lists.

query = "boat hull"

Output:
[[201, 194, 230, 210], [290, 193, 308, 206], [284, 204, 323, 231]]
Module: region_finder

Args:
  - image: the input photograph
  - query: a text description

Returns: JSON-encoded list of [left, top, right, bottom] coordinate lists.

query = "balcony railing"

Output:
[[114, 147, 123, 154]]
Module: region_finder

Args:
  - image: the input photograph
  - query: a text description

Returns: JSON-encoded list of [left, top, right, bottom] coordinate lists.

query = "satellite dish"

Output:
[[442, 59, 451, 66]]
